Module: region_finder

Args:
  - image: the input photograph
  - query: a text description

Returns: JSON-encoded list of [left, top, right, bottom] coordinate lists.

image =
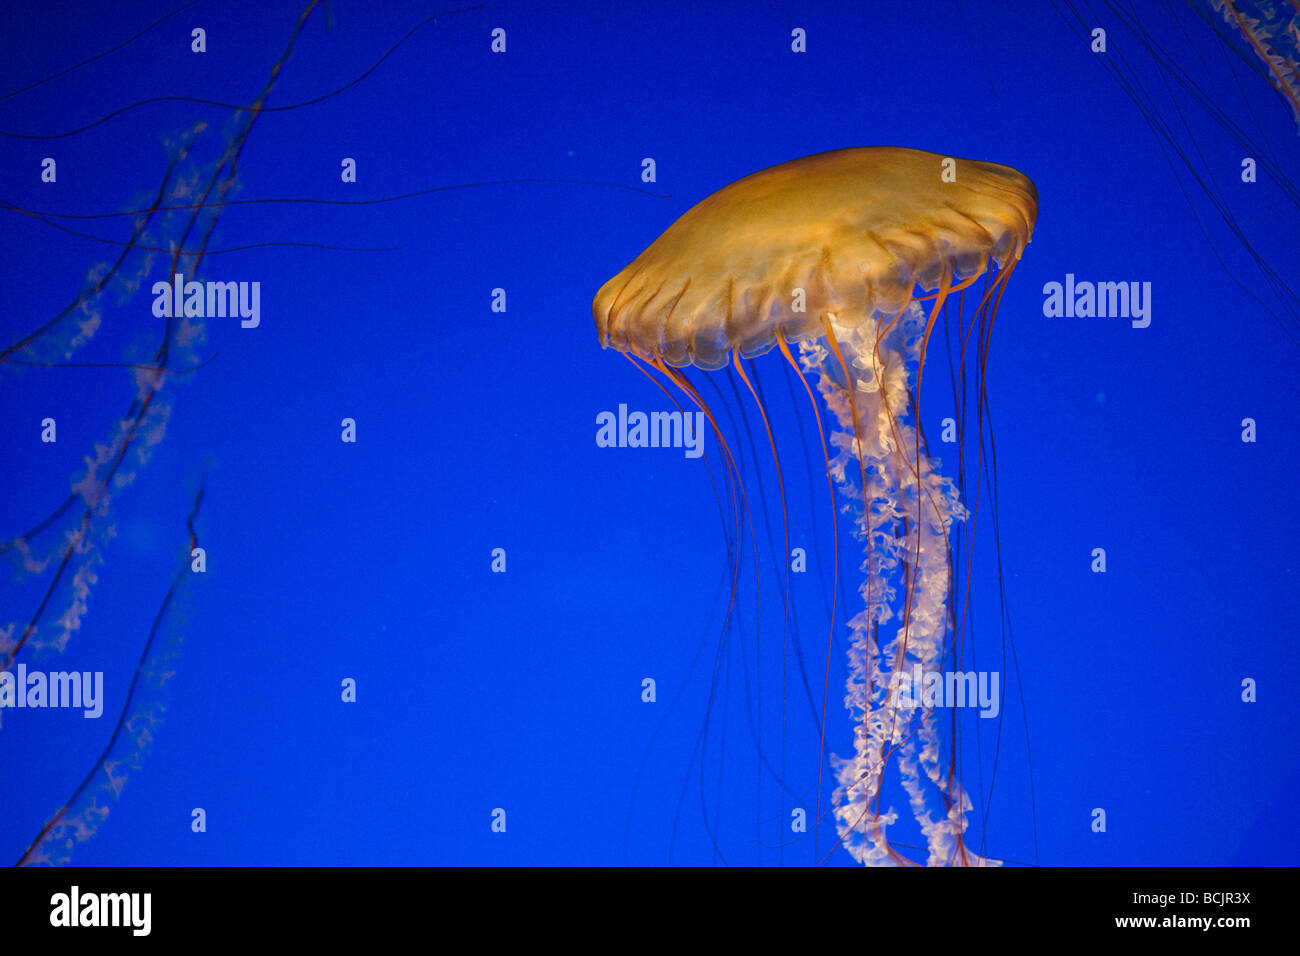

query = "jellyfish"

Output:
[[0, 0, 323, 865], [1201, 0, 1300, 134], [592, 147, 1037, 866]]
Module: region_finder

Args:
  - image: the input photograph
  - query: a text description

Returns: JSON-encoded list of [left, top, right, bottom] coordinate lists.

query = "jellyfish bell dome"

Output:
[[593, 146, 1038, 370]]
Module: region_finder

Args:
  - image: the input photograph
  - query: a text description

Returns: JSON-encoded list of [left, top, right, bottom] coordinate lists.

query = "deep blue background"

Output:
[[1, 0, 1297, 865]]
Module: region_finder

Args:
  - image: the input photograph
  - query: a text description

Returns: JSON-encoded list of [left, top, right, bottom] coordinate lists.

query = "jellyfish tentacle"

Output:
[[731, 350, 796, 861], [652, 357, 782, 862], [803, 300, 992, 867], [817, 317, 901, 859], [800, 324, 894, 863], [775, 336, 843, 861], [915, 262, 954, 400]]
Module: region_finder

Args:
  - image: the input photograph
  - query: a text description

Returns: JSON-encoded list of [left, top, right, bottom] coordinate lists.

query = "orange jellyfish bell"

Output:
[[594, 146, 1037, 866], [593, 146, 1037, 371]]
